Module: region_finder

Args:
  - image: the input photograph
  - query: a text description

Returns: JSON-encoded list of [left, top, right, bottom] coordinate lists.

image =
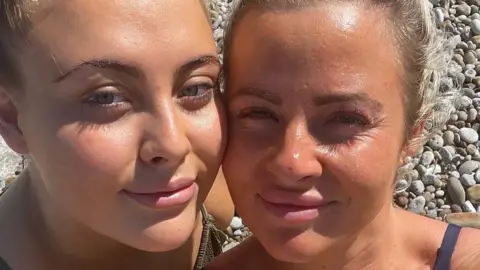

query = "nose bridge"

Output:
[[140, 98, 190, 166], [269, 117, 322, 181]]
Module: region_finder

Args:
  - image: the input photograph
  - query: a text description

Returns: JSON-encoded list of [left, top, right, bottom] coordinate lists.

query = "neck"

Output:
[[23, 166, 204, 270], [277, 202, 400, 270]]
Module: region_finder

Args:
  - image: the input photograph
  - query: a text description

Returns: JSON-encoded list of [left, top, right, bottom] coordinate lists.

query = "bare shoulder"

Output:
[[205, 237, 272, 270], [452, 227, 480, 270]]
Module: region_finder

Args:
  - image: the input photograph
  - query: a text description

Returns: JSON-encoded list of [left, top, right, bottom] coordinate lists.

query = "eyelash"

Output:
[[237, 107, 372, 127], [83, 87, 131, 113], [177, 82, 216, 112], [237, 107, 279, 122], [326, 109, 372, 127]]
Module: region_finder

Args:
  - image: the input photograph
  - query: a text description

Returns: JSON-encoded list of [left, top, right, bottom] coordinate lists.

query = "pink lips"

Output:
[[124, 178, 196, 209], [258, 189, 333, 223]]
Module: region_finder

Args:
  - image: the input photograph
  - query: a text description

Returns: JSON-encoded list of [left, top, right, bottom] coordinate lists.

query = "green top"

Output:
[[0, 185, 225, 270]]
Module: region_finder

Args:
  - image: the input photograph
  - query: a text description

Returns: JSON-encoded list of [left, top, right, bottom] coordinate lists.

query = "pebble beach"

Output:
[[3, 0, 480, 251]]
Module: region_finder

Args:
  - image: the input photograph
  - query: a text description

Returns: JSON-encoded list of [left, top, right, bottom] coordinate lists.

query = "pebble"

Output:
[[476, 170, 480, 182], [408, 196, 426, 215], [410, 180, 425, 196], [456, 4, 472, 16], [467, 185, 480, 204], [443, 130, 455, 145], [460, 174, 477, 187], [422, 173, 437, 186], [452, 204, 463, 213], [463, 200, 477, 212], [473, 19, 480, 35], [458, 160, 480, 174], [459, 127, 479, 143], [428, 135, 444, 150], [447, 177, 467, 205], [396, 196, 409, 207], [230, 217, 244, 230], [445, 213, 480, 228], [421, 151, 435, 166]]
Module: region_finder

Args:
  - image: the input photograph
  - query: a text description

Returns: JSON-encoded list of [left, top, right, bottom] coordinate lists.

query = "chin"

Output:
[[104, 201, 201, 252], [259, 229, 330, 264]]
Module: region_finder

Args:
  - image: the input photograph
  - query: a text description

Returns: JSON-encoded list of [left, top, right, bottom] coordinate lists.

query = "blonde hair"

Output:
[[222, 0, 459, 145]]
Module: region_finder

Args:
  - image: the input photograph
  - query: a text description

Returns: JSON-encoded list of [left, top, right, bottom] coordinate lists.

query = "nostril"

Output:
[[151, 156, 165, 164]]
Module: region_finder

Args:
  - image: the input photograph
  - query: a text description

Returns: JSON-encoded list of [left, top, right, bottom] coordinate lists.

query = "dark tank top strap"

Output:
[[433, 223, 462, 270]]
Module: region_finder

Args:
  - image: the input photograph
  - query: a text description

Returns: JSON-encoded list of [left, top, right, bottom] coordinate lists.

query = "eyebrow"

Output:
[[230, 87, 383, 110], [53, 59, 140, 82], [174, 55, 220, 78], [54, 55, 220, 83], [313, 92, 383, 111], [230, 87, 283, 105]]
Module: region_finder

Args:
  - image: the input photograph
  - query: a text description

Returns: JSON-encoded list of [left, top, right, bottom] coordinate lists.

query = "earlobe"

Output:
[[0, 87, 29, 155]]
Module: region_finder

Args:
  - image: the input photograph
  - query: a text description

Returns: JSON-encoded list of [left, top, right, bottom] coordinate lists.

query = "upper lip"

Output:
[[125, 177, 196, 194], [259, 189, 330, 207]]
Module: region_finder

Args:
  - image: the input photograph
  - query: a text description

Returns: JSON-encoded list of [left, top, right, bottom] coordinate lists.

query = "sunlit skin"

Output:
[[208, 3, 480, 270], [0, 0, 227, 269]]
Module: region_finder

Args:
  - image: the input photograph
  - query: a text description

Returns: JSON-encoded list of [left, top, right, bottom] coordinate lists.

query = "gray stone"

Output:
[[410, 180, 425, 196], [469, 108, 478, 122], [436, 190, 445, 197], [460, 174, 477, 187], [427, 209, 438, 219], [463, 201, 477, 213], [456, 4, 472, 16], [428, 135, 444, 150], [459, 160, 480, 174], [395, 179, 410, 193], [458, 111, 469, 121], [459, 127, 479, 143], [408, 196, 426, 215], [459, 96, 473, 109], [465, 52, 478, 65], [421, 151, 435, 166], [439, 147, 454, 163], [448, 177, 467, 205], [422, 173, 437, 186]]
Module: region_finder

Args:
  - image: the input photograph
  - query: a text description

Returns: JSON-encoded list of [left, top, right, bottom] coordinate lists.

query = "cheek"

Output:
[[188, 102, 226, 165], [26, 114, 140, 193]]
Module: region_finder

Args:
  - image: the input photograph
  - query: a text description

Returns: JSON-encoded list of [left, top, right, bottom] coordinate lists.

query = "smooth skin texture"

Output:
[[205, 167, 235, 229], [208, 3, 480, 270], [0, 0, 231, 269]]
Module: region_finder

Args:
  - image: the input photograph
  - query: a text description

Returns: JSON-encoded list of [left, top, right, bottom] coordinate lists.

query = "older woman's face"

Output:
[[223, 4, 408, 262]]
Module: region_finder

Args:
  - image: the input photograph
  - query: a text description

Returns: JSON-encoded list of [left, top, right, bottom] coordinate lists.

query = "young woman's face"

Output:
[[8, 0, 225, 251], [223, 4, 409, 262]]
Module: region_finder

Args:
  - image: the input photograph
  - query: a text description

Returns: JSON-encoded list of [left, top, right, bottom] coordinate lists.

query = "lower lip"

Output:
[[259, 196, 331, 223], [125, 184, 196, 209]]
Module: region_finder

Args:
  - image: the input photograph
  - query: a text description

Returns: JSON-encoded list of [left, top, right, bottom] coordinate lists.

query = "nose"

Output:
[[139, 102, 191, 167], [266, 119, 323, 186]]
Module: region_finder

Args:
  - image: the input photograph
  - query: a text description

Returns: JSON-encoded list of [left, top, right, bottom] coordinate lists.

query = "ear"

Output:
[[0, 86, 29, 155], [399, 120, 426, 165]]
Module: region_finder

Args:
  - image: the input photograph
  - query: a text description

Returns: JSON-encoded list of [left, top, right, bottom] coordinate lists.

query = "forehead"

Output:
[[228, 4, 398, 92], [20, 0, 214, 77]]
